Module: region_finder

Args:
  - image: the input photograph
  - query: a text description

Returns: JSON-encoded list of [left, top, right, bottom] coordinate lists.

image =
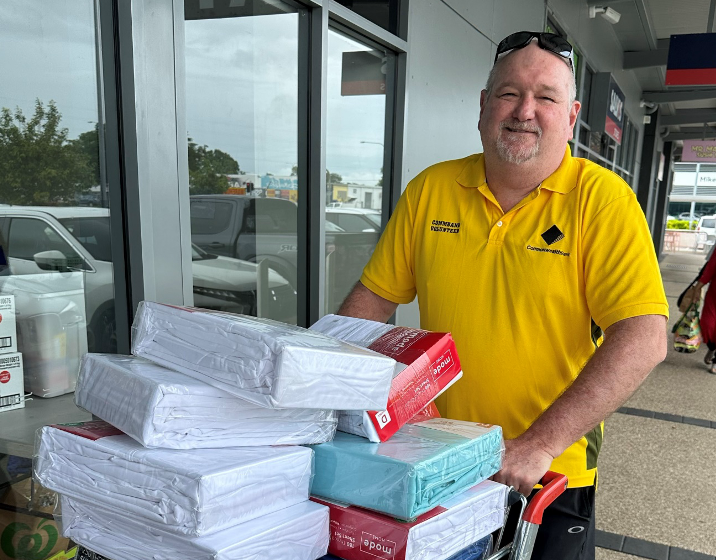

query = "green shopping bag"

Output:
[[672, 303, 702, 353]]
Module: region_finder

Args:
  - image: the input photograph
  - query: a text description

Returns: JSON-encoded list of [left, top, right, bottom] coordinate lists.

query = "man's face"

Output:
[[479, 42, 580, 169]]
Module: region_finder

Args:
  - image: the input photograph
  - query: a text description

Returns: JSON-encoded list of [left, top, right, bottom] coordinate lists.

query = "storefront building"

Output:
[[0, 1, 660, 556]]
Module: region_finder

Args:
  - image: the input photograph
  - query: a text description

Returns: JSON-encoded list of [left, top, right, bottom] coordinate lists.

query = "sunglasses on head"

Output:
[[494, 31, 574, 72]]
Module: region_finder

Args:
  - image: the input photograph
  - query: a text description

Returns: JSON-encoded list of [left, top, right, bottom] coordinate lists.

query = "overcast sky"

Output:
[[1, 1, 386, 186]]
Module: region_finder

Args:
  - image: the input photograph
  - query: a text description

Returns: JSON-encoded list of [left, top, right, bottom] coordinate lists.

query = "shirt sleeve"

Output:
[[360, 180, 419, 304], [583, 191, 669, 330]]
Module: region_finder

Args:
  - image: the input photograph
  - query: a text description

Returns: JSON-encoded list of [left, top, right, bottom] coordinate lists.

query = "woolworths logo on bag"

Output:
[[360, 531, 397, 559], [1, 519, 59, 560]]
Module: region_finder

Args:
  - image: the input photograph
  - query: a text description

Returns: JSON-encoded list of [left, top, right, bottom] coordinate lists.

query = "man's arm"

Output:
[[492, 313, 667, 495], [337, 282, 399, 323]]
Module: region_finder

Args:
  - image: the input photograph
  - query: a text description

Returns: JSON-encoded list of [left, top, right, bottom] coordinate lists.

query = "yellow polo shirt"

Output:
[[360, 146, 668, 488]]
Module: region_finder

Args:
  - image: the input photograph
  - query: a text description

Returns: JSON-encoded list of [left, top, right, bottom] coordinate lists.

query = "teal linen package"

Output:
[[309, 419, 504, 520]]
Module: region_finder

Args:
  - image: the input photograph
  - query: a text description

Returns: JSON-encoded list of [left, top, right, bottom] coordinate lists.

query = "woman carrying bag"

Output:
[[690, 246, 716, 373]]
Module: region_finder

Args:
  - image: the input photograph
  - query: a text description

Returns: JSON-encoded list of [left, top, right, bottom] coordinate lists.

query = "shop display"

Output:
[[309, 419, 504, 520], [0, 294, 17, 353], [0, 352, 24, 412], [0, 273, 88, 398], [311, 314, 463, 442], [34, 421, 314, 536], [75, 353, 337, 448], [59, 496, 330, 560], [131, 301, 396, 410], [313, 480, 506, 560]]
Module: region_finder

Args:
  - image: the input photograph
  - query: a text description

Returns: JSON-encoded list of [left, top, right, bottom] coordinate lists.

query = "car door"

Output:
[[189, 198, 237, 257]]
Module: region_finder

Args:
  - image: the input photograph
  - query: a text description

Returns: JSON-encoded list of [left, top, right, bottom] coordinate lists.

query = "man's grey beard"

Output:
[[495, 120, 543, 164]]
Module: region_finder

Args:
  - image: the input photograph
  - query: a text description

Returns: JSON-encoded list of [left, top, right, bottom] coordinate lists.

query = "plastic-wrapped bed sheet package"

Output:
[[309, 419, 504, 520], [131, 301, 396, 410], [313, 479, 506, 560], [58, 495, 330, 560], [34, 421, 313, 536], [310, 315, 463, 442], [75, 353, 337, 448]]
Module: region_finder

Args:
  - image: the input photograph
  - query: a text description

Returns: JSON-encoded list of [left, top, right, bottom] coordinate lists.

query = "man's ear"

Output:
[[567, 100, 581, 140]]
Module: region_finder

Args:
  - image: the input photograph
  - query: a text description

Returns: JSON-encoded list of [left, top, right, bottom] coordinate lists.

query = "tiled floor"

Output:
[[595, 250, 716, 559]]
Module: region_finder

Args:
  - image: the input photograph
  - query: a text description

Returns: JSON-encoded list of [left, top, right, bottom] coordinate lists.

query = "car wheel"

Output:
[[89, 305, 117, 354]]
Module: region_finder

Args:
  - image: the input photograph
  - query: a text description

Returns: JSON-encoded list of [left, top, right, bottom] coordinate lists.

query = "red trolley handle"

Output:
[[522, 471, 568, 525]]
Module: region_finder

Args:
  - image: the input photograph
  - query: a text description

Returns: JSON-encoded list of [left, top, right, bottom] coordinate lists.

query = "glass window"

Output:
[[7, 218, 84, 268], [0, 0, 111, 548], [334, 0, 401, 36], [324, 28, 390, 313], [581, 66, 594, 121], [184, 0, 299, 324], [190, 200, 234, 235]]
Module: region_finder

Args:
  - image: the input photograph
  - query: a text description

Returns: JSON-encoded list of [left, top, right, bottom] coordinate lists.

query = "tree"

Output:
[[71, 123, 101, 187], [0, 100, 94, 205], [188, 139, 241, 195]]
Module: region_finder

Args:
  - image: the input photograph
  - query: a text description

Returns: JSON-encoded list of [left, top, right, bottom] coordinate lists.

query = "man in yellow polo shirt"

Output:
[[337, 31, 668, 560]]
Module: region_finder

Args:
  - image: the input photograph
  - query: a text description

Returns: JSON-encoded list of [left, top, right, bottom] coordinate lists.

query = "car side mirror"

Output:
[[34, 250, 71, 271]]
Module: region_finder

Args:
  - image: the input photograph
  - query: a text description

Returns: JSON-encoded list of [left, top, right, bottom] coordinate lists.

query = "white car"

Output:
[[325, 207, 382, 232], [0, 206, 295, 353], [697, 215, 716, 249]]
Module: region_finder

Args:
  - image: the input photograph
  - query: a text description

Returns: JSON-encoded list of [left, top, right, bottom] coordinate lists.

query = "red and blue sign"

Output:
[[666, 33, 716, 86]]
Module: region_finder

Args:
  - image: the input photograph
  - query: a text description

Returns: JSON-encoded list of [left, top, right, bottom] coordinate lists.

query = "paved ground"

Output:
[[595, 249, 716, 560]]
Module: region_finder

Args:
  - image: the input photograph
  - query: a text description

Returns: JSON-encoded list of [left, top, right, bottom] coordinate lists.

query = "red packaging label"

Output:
[[366, 330, 462, 441], [312, 498, 447, 560], [0, 370, 9, 383], [52, 420, 124, 441]]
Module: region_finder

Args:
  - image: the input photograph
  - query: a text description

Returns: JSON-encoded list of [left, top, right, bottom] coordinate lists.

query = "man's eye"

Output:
[[540, 96, 556, 102], [500, 92, 517, 98]]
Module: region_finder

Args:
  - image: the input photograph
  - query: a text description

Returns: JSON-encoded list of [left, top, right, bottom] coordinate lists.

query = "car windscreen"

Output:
[[58, 217, 113, 262]]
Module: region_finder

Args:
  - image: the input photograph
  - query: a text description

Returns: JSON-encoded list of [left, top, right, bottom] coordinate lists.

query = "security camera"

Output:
[[589, 6, 622, 25], [602, 7, 621, 24]]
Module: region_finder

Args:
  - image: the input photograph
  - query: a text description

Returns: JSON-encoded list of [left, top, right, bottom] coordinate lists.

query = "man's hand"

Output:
[[492, 436, 555, 496]]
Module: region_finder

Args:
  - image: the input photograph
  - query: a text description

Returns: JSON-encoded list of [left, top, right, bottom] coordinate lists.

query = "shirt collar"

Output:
[[456, 145, 578, 195]]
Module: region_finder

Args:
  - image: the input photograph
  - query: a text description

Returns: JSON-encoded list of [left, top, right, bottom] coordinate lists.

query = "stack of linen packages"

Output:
[[33, 301, 398, 560], [308, 315, 510, 560]]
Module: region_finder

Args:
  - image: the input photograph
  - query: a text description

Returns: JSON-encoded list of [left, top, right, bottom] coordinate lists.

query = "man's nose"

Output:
[[512, 95, 536, 121]]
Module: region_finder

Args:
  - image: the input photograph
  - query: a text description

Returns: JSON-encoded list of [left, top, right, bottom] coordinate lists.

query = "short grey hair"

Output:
[[484, 53, 577, 107]]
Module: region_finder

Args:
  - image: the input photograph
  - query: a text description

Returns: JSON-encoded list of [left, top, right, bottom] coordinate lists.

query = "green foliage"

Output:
[[667, 220, 697, 230], [70, 123, 101, 186], [0, 100, 94, 205], [188, 139, 240, 195]]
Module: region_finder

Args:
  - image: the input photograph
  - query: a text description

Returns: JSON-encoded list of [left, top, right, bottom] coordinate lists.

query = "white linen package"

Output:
[[34, 423, 314, 536], [131, 301, 396, 410], [75, 353, 337, 448], [310, 314, 463, 442], [59, 496, 330, 560]]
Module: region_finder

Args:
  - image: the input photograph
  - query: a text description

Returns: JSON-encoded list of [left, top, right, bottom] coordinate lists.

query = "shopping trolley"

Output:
[[320, 470, 568, 560], [485, 471, 568, 560]]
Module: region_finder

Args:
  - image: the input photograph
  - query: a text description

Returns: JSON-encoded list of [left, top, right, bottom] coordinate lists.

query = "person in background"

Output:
[[338, 31, 668, 560], [691, 247, 716, 373]]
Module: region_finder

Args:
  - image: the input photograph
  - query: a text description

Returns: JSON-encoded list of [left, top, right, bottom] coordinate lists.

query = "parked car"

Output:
[[190, 195, 380, 310], [0, 206, 296, 353], [325, 207, 382, 232], [697, 215, 716, 249]]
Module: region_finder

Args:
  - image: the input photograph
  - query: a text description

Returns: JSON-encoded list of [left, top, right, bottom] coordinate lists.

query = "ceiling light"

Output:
[[589, 6, 621, 25]]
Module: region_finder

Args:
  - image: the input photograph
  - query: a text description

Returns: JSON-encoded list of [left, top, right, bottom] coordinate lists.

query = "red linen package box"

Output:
[[310, 315, 462, 442], [311, 480, 507, 560]]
